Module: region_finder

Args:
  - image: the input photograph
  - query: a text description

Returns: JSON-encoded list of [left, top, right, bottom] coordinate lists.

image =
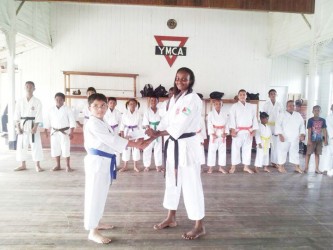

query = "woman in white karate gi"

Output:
[[146, 67, 205, 240], [84, 93, 145, 244]]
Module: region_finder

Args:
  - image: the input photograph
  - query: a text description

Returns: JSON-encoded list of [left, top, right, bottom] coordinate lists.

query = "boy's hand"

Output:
[[307, 140, 312, 146], [279, 134, 285, 142], [145, 128, 158, 138], [258, 143, 262, 149], [231, 129, 237, 137], [299, 134, 305, 141]]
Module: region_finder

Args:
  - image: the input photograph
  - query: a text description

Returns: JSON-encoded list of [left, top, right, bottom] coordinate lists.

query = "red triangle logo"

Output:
[[154, 35, 189, 67]]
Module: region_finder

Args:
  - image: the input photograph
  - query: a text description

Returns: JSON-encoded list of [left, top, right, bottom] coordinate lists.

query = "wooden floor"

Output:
[[0, 145, 333, 249]]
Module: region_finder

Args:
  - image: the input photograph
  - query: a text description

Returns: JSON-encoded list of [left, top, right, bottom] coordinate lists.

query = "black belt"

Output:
[[21, 117, 35, 143], [51, 127, 70, 136], [164, 132, 196, 186]]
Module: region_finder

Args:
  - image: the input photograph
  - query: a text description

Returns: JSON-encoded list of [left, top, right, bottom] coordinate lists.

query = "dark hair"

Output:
[[86, 87, 96, 94], [173, 67, 195, 96], [108, 97, 117, 102], [238, 89, 247, 94], [25, 81, 35, 87], [125, 98, 140, 110], [313, 105, 321, 110], [286, 100, 294, 106], [54, 92, 65, 100], [259, 111, 269, 119], [268, 89, 276, 95], [88, 93, 107, 106]]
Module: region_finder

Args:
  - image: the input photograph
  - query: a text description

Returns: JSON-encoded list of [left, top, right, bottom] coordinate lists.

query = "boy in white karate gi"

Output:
[[207, 95, 229, 174], [262, 89, 283, 167], [142, 96, 162, 172], [14, 81, 44, 172], [229, 89, 259, 174], [44, 93, 76, 172], [119, 98, 142, 172], [84, 93, 145, 244], [254, 112, 271, 173], [275, 100, 305, 173], [76, 87, 96, 128], [104, 97, 122, 166]]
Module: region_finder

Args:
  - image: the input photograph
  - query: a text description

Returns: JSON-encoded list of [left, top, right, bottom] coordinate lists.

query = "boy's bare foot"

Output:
[[264, 166, 270, 173], [144, 167, 150, 172], [156, 167, 161, 172], [294, 165, 303, 174], [271, 163, 277, 168], [119, 167, 127, 172], [229, 166, 236, 174], [51, 166, 61, 171], [218, 167, 227, 174], [253, 167, 260, 173], [303, 168, 308, 173], [207, 167, 213, 174], [315, 169, 323, 174], [182, 226, 206, 240], [14, 166, 27, 171], [243, 166, 254, 174], [66, 167, 73, 172], [277, 165, 287, 173], [153, 219, 177, 230], [97, 223, 114, 230], [88, 229, 111, 244], [134, 167, 141, 172], [35, 166, 44, 172]]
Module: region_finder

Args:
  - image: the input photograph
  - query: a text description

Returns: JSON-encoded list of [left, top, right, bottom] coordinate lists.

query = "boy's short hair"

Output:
[[86, 87, 96, 93], [259, 111, 269, 119], [286, 100, 294, 106], [54, 92, 65, 100], [313, 105, 321, 110], [25, 81, 35, 87], [238, 89, 246, 94], [268, 89, 276, 95], [108, 97, 117, 102], [88, 93, 107, 106]]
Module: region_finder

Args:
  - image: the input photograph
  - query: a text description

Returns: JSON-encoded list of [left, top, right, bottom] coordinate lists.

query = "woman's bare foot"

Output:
[[88, 229, 111, 244], [182, 226, 206, 240], [207, 167, 213, 174], [277, 165, 287, 173], [153, 219, 177, 230], [51, 166, 61, 171], [253, 167, 260, 173], [134, 167, 141, 172], [14, 166, 27, 171], [144, 167, 150, 172], [97, 223, 114, 230], [156, 167, 161, 172], [35, 166, 44, 172], [218, 167, 227, 174], [315, 169, 323, 174], [264, 166, 270, 173], [66, 167, 73, 172], [229, 166, 236, 174], [243, 166, 254, 174]]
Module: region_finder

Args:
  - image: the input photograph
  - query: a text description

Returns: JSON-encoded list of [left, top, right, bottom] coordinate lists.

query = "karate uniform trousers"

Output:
[[84, 116, 127, 230], [254, 124, 271, 167], [159, 91, 205, 221]]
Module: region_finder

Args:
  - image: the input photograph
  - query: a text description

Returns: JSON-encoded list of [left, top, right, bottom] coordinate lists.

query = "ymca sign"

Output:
[[154, 35, 188, 67]]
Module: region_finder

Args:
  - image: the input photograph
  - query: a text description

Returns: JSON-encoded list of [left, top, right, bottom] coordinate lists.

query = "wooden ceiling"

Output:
[[23, 0, 315, 14]]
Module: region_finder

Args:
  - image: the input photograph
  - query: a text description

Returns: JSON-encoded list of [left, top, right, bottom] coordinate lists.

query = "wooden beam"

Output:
[[21, 0, 316, 14]]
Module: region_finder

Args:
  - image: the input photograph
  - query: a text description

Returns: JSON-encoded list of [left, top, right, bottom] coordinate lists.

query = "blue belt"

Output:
[[87, 148, 117, 182]]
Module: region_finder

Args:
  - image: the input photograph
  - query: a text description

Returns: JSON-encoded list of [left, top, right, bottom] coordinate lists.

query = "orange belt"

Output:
[[236, 126, 253, 135], [213, 125, 225, 143]]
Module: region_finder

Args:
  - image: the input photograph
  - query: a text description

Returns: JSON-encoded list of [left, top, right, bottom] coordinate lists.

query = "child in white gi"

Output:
[[254, 112, 271, 173], [142, 96, 162, 172], [196, 93, 207, 168], [262, 89, 283, 167], [44, 93, 76, 172], [207, 97, 229, 174], [119, 98, 142, 172], [76, 87, 96, 128], [14, 81, 44, 172], [104, 97, 122, 166], [229, 89, 259, 174], [275, 100, 305, 173], [84, 93, 145, 244], [146, 67, 205, 241]]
